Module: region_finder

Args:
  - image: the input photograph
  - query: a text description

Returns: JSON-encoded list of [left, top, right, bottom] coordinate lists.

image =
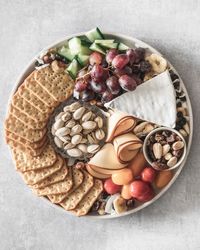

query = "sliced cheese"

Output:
[[105, 70, 176, 128]]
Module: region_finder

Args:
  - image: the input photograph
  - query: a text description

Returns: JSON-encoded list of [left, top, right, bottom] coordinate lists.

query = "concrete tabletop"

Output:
[[0, 0, 200, 249]]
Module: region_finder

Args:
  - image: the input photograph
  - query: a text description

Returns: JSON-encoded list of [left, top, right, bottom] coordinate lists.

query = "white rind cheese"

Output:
[[105, 70, 176, 128]]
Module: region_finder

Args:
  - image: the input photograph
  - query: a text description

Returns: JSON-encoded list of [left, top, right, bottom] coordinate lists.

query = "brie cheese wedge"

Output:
[[105, 70, 176, 128]]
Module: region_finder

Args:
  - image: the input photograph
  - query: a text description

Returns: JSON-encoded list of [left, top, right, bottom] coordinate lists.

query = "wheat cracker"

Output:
[[47, 167, 84, 204], [34, 66, 74, 102], [72, 179, 103, 216], [60, 171, 94, 211]]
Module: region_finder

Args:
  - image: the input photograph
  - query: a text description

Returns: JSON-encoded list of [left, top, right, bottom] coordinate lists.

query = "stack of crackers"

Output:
[[5, 64, 103, 216], [5, 65, 74, 156]]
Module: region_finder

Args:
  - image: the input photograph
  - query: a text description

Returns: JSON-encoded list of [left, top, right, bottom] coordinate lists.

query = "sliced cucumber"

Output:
[[58, 46, 75, 61], [68, 37, 82, 55], [77, 54, 89, 66], [118, 42, 129, 50], [79, 46, 91, 55], [66, 58, 80, 79], [85, 27, 104, 42], [89, 43, 106, 55], [80, 37, 92, 47], [100, 42, 118, 49], [95, 39, 115, 44]]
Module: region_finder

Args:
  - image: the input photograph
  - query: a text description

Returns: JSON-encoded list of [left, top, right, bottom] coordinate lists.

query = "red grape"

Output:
[[101, 90, 114, 103], [104, 178, 121, 195], [89, 52, 103, 65], [141, 167, 156, 183], [81, 89, 95, 102], [112, 54, 129, 69], [114, 66, 132, 77], [135, 48, 145, 63], [90, 64, 106, 83], [106, 49, 118, 64], [106, 76, 121, 95], [119, 75, 137, 91], [75, 80, 88, 92], [126, 49, 136, 65], [90, 79, 107, 94]]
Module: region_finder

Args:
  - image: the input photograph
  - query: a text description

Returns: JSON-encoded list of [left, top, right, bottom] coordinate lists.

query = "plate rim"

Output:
[[6, 31, 193, 219]]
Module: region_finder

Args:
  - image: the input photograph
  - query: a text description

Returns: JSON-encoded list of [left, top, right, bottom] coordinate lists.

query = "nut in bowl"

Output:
[[143, 127, 187, 171]]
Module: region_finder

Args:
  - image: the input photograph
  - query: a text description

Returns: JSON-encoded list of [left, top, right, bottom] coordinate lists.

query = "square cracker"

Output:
[[34, 66, 74, 102], [9, 105, 46, 130], [59, 171, 94, 211], [33, 167, 73, 196], [5, 114, 47, 143], [72, 179, 103, 216], [31, 164, 68, 189], [47, 167, 84, 204], [12, 144, 57, 172], [12, 92, 49, 122], [18, 84, 53, 114], [25, 75, 59, 107], [21, 156, 63, 185], [5, 131, 47, 150], [6, 137, 47, 157]]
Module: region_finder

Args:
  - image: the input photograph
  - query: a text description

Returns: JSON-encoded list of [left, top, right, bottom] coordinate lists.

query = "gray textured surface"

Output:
[[0, 0, 200, 249]]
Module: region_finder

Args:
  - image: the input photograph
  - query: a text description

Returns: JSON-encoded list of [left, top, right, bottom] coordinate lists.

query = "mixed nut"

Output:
[[146, 129, 185, 170], [51, 101, 106, 159]]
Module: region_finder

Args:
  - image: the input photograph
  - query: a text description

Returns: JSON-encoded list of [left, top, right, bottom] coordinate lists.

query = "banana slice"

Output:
[[146, 54, 167, 73], [113, 196, 128, 214]]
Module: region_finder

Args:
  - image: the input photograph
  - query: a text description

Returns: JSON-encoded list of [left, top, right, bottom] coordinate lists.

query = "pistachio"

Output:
[[167, 156, 177, 168], [172, 141, 184, 151], [70, 124, 82, 136], [54, 137, 63, 148], [77, 144, 88, 153], [64, 143, 75, 150], [153, 143, 162, 159], [55, 127, 70, 137], [162, 144, 170, 156], [61, 112, 71, 122], [67, 157, 76, 167], [59, 135, 71, 143], [82, 111, 92, 122], [67, 148, 83, 158], [83, 129, 94, 135], [53, 119, 64, 130], [177, 107, 187, 116], [164, 152, 172, 161], [51, 60, 64, 73], [51, 126, 56, 136], [113, 196, 127, 214], [87, 134, 97, 144], [82, 121, 96, 130], [55, 112, 65, 121], [87, 144, 100, 154], [73, 107, 86, 120], [95, 129, 105, 140], [69, 102, 81, 112], [80, 138, 88, 144], [94, 116, 103, 128], [65, 119, 76, 128], [63, 105, 71, 112], [71, 134, 82, 145]]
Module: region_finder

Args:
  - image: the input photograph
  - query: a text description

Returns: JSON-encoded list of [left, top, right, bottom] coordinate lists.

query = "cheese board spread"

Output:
[[4, 28, 193, 218]]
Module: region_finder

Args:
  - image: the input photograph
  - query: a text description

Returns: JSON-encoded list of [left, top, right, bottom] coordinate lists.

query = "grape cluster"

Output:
[[74, 48, 151, 103]]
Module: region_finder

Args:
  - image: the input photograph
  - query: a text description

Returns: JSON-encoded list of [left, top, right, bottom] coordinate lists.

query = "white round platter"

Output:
[[7, 31, 193, 219]]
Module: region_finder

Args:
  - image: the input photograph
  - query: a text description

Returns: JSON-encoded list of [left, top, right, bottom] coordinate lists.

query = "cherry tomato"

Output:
[[104, 178, 121, 195]]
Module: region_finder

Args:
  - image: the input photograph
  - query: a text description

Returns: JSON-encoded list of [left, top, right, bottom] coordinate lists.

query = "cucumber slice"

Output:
[[118, 42, 129, 50], [66, 58, 80, 79], [89, 43, 106, 55], [99, 42, 118, 49], [68, 37, 82, 55], [58, 46, 75, 61], [95, 39, 115, 44], [85, 27, 104, 42], [79, 46, 91, 55], [77, 54, 89, 66], [80, 37, 92, 47]]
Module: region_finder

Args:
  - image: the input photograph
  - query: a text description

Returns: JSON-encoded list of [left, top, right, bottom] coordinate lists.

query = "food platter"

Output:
[[5, 29, 193, 218]]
